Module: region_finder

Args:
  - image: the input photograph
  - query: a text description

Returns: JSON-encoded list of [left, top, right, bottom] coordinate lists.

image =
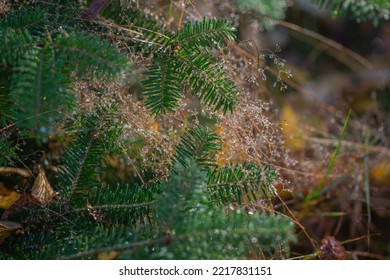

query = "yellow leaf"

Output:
[[0, 183, 21, 209], [280, 104, 307, 152], [370, 160, 390, 185]]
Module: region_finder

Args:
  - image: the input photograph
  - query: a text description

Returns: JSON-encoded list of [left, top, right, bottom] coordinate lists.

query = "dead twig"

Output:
[[273, 20, 373, 72]]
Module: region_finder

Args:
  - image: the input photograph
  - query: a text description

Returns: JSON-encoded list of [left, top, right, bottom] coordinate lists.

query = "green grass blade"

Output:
[[305, 110, 351, 202]]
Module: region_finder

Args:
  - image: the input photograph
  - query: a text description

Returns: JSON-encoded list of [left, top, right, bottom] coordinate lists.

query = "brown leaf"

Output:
[[82, 0, 109, 20], [319, 236, 346, 260], [0, 220, 23, 244], [31, 165, 57, 206]]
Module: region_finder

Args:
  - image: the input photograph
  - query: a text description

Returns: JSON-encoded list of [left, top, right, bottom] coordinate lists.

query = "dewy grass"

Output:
[[305, 110, 351, 202]]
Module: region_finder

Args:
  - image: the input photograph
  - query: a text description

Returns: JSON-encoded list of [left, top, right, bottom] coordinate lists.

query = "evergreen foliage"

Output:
[[0, 140, 17, 167], [172, 125, 221, 172], [142, 18, 239, 114], [0, 1, 295, 260], [207, 163, 278, 205], [232, 0, 288, 20], [232, 0, 389, 24], [312, 0, 390, 23], [0, 5, 127, 136], [56, 105, 123, 206]]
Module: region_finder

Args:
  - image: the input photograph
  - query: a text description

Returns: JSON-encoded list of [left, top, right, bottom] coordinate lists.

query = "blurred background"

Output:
[[187, 0, 390, 259]]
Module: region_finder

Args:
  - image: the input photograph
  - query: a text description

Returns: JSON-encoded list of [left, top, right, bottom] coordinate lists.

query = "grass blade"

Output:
[[305, 110, 351, 202]]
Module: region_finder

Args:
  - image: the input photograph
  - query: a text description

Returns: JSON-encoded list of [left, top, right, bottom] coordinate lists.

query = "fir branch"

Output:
[[57, 107, 123, 206], [232, 0, 288, 20], [0, 28, 37, 67], [169, 211, 296, 259], [0, 74, 13, 126], [74, 183, 158, 224], [9, 223, 159, 259], [11, 47, 74, 135], [0, 6, 47, 32], [152, 160, 294, 259], [207, 163, 278, 205], [311, 0, 390, 22], [60, 237, 166, 260], [88, 183, 157, 207], [172, 125, 222, 172], [143, 54, 183, 114], [55, 32, 127, 79], [176, 51, 238, 113], [175, 18, 236, 52], [57, 131, 95, 203], [141, 18, 239, 114], [101, 5, 174, 52], [154, 160, 208, 230], [72, 202, 155, 212], [0, 141, 17, 167]]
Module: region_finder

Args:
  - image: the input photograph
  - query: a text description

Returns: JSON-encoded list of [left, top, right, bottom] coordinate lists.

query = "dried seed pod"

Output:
[[319, 236, 346, 260]]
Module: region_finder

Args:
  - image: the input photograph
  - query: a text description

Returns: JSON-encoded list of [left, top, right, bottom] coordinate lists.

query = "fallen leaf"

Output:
[[0, 220, 23, 244], [0, 183, 21, 209], [370, 160, 390, 185], [31, 165, 57, 206], [318, 236, 346, 260]]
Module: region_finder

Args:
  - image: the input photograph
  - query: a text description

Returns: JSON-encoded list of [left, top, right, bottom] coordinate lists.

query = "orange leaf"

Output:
[[370, 160, 390, 185]]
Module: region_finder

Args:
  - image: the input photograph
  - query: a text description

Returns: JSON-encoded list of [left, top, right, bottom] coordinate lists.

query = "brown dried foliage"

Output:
[[319, 236, 346, 260]]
